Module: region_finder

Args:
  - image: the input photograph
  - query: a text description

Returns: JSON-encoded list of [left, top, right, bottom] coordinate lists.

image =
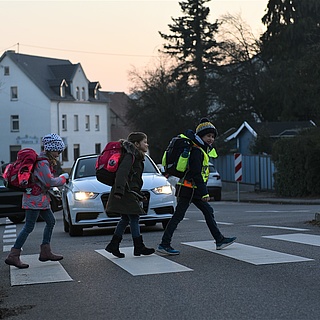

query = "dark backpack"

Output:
[[3, 148, 46, 192], [162, 135, 193, 178], [95, 141, 134, 186]]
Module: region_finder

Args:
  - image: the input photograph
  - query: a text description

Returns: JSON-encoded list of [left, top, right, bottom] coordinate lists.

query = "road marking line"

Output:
[[4, 229, 16, 234], [263, 233, 320, 246], [3, 238, 16, 243], [182, 241, 313, 265], [3, 245, 12, 252], [96, 248, 193, 276], [249, 225, 309, 231], [3, 234, 16, 239], [246, 210, 310, 213], [10, 254, 73, 286], [197, 220, 234, 225], [5, 225, 16, 229]]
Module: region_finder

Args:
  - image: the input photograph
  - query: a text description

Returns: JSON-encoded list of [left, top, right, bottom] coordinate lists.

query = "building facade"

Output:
[[0, 51, 111, 169]]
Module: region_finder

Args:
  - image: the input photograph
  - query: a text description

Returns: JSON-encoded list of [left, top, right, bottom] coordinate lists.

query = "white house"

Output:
[[0, 51, 111, 169]]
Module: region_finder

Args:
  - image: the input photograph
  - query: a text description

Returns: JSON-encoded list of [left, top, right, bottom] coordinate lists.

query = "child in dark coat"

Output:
[[157, 118, 237, 255]]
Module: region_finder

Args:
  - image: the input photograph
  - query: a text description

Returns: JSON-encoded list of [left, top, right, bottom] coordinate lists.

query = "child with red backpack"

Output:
[[5, 133, 68, 269], [105, 132, 154, 258]]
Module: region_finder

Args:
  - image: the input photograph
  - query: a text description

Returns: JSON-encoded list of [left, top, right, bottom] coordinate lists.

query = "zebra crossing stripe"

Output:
[[10, 254, 73, 286], [182, 241, 313, 265], [263, 233, 320, 246], [96, 248, 193, 276]]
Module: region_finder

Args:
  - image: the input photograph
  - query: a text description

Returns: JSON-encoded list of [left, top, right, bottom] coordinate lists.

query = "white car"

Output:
[[207, 163, 222, 201], [62, 154, 176, 236]]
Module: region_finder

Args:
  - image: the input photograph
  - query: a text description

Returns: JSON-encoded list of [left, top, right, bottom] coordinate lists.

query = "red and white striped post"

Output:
[[234, 153, 242, 202]]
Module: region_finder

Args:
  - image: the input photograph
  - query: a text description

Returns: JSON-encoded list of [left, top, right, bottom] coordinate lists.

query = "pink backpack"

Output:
[[96, 141, 134, 186], [3, 148, 46, 192]]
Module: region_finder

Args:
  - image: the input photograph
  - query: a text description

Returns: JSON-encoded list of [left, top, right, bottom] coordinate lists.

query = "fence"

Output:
[[214, 154, 275, 191]]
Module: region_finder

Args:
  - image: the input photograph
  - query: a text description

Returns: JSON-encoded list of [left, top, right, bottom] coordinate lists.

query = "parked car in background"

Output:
[[0, 175, 62, 223], [159, 162, 222, 201], [0, 175, 25, 223], [62, 154, 176, 236], [207, 163, 222, 201]]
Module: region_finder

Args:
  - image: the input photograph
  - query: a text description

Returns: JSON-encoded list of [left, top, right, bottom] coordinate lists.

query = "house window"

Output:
[[81, 87, 86, 100], [4, 66, 9, 76], [62, 146, 68, 162], [95, 143, 101, 155], [10, 145, 21, 163], [11, 87, 18, 100], [85, 115, 90, 131], [62, 114, 67, 131], [74, 115, 79, 131], [95, 115, 100, 131], [11, 115, 19, 132], [76, 87, 80, 100], [73, 144, 80, 161]]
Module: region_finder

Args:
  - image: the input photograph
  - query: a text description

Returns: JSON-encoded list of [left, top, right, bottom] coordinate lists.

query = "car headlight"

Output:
[[152, 185, 172, 195], [74, 191, 99, 201]]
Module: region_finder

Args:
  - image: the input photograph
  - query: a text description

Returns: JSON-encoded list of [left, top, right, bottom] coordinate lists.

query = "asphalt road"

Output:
[[1, 201, 320, 320]]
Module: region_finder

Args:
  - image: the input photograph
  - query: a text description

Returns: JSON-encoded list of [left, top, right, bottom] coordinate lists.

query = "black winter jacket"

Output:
[[176, 129, 211, 200], [106, 140, 145, 216]]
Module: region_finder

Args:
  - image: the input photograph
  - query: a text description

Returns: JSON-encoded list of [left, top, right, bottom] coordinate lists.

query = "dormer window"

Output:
[[81, 87, 86, 100], [94, 88, 99, 100], [59, 79, 68, 98], [60, 86, 65, 98]]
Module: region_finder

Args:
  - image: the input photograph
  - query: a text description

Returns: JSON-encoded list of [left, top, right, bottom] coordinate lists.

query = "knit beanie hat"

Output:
[[42, 133, 65, 152], [195, 118, 218, 138]]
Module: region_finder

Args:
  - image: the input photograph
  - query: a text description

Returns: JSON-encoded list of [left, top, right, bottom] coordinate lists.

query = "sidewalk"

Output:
[[221, 190, 320, 205]]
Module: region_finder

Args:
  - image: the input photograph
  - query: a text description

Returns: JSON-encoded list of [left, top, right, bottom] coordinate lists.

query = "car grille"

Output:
[[153, 206, 174, 214], [76, 212, 99, 222], [100, 191, 150, 213]]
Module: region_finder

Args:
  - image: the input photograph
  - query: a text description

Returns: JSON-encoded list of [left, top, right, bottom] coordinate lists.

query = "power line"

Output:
[[17, 43, 157, 58]]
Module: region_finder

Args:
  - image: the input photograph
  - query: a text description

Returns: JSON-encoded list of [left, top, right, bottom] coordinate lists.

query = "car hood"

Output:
[[70, 173, 170, 192]]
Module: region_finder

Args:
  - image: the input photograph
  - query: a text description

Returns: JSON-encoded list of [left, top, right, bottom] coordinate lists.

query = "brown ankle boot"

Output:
[[5, 248, 29, 269], [39, 244, 63, 262]]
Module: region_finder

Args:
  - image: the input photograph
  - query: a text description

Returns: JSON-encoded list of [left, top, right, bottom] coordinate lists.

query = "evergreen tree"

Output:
[[260, 0, 320, 122], [159, 0, 221, 117]]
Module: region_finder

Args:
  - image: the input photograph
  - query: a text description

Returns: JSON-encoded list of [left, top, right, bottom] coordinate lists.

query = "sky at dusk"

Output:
[[0, 0, 268, 94]]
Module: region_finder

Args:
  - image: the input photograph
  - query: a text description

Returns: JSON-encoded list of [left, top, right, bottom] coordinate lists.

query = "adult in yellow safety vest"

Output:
[[157, 118, 237, 255]]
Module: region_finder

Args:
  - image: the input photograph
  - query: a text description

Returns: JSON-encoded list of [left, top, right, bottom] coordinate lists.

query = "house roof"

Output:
[[225, 120, 316, 141], [101, 91, 131, 121], [0, 51, 107, 102]]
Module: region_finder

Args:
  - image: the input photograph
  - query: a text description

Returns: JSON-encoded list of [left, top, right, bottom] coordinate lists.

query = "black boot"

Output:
[[105, 234, 125, 258], [133, 235, 155, 256]]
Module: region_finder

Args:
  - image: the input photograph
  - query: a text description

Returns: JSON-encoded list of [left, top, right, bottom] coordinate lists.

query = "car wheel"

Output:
[[63, 214, 69, 233], [8, 214, 25, 224], [65, 201, 83, 236], [69, 224, 83, 237], [162, 220, 169, 229]]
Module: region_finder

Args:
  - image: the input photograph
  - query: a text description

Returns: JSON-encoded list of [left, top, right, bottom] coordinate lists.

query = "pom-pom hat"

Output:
[[196, 118, 218, 138], [42, 133, 65, 152]]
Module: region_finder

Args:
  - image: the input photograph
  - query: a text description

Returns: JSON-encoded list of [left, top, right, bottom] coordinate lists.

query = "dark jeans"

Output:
[[14, 209, 56, 249], [114, 214, 140, 239], [161, 196, 224, 246]]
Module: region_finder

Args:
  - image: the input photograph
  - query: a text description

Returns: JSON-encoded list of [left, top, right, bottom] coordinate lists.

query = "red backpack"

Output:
[[3, 148, 46, 192], [95, 141, 134, 186]]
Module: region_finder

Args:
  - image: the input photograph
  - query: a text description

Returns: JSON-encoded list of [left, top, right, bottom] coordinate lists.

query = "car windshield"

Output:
[[73, 155, 158, 179]]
